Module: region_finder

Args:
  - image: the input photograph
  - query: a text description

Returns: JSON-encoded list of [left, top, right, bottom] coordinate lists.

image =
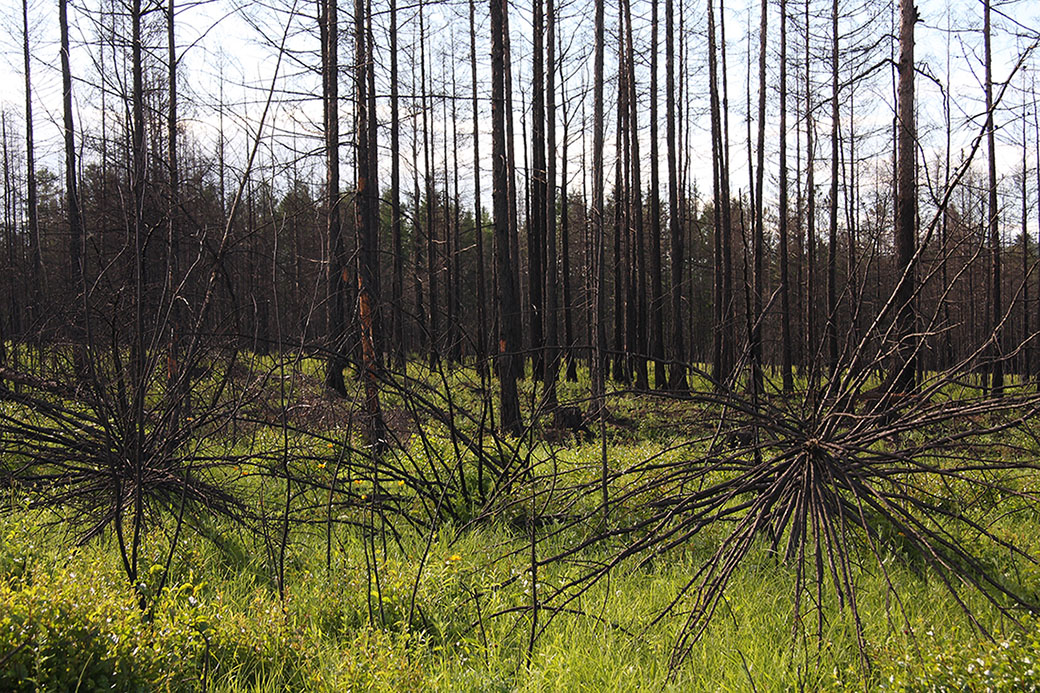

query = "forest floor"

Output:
[[2, 356, 1040, 691]]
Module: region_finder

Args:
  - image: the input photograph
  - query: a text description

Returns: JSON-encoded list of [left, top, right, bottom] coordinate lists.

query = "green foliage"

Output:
[[0, 540, 180, 691], [4, 357, 1040, 690], [877, 623, 1040, 691], [0, 518, 432, 691], [3, 492, 1040, 691]]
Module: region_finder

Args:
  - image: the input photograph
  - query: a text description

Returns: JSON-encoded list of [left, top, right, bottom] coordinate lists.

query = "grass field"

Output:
[[2, 356, 1040, 691]]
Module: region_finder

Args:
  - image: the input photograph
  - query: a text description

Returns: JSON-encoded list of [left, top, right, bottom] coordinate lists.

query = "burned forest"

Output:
[[2, 0, 1040, 689]]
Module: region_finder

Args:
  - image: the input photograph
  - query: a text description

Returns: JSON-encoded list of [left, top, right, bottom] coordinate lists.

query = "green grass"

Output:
[[1, 499, 1038, 691], [3, 504, 1036, 691], [3, 358, 1040, 690]]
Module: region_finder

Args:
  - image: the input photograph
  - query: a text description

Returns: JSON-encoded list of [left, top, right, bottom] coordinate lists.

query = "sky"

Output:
[[0, 0, 1039, 236]]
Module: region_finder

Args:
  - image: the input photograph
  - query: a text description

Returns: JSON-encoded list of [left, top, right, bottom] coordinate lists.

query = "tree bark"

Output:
[[530, 0, 546, 382], [544, 0, 560, 407], [805, 0, 816, 387], [984, 0, 1003, 397], [649, 0, 666, 389], [470, 0, 488, 374], [390, 0, 404, 368], [492, 0, 522, 433], [420, 3, 439, 366], [25, 0, 41, 332], [778, 0, 793, 392], [322, 0, 348, 395], [623, 0, 649, 390], [355, 0, 386, 447], [592, 0, 608, 524], [826, 0, 839, 376], [751, 0, 768, 397], [560, 59, 578, 382], [893, 0, 917, 392]]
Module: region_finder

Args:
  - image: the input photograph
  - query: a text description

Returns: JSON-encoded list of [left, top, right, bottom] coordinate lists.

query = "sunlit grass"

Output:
[[2, 481, 1039, 691], [3, 354, 1040, 690]]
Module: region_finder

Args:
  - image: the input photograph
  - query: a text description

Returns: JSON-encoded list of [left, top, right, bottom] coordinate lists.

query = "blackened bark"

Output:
[[355, 0, 386, 447], [779, 0, 793, 392], [667, 0, 686, 391], [984, 0, 1003, 397], [390, 0, 404, 367], [893, 0, 917, 392], [470, 0, 488, 373], [322, 0, 348, 395], [492, 0, 522, 433]]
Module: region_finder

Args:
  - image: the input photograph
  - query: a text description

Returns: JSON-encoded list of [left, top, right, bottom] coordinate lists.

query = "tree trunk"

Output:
[[1, 114, 16, 349], [805, 0, 816, 387], [649, 0, 666, 389], [354, 0, 386, 448], [623, 0, 649, 390], [893, 0, 917, 391], [709, 0, 724, 387], [420, 4, 439, 367], [544, 0, 560, 406], [560, 62, 578, 382], [719, 0, 735, 386], [530, 0, 546, 382], [613, 34, 628, 386], [470, 0, 488, 374], [778, 0, 793, 392], [492, 0, 522, 433], [1034, 77, 1040, 382], [322, 0, 348, 395], [592, 0, 608, 525], [984, 0, 1003, 397], [411, 45, 427, 358], [826, 0, 839, 376], [390, 0, 404, 368], [24, 0, 41, 333], [60, 0, 84, 326], [445, 57, 461, 363], [1022, 100, 1029, 380], [504, 9, 521, 366], [751, 0, 768, 397]]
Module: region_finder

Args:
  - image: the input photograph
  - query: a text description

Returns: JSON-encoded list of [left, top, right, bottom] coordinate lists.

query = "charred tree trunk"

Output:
[[778, 0, 793, 392], [649, 0, 666, 389], [390, 0, 404, 368], [322, 0, 348, 395], [355, 0, 386, 447], [623, 0, 649, 390], [826, 0, 839, 376], [492, 0, 522, 433], [751, 0, 768, 397], [892, 0, 917, 391], [60, 0, 84, 328], [530, 0, 546, 382], [560, 64, 578, 382], [805, 0, 817, 386], [470, 0, 488, 374], [544, 0, 560, 407], [984, 0, 1003, 397], [420, 4, 439, 367], [24, 0, 41, 334]]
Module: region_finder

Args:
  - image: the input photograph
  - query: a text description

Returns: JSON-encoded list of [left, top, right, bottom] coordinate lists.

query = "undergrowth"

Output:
[[2, 359, 1040, 690]]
